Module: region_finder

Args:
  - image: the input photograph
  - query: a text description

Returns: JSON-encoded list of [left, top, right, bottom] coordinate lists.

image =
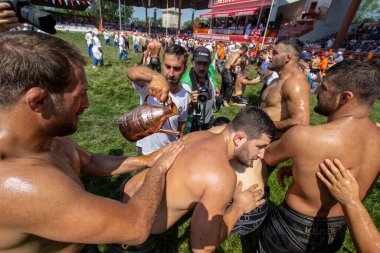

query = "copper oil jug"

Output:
[[118, 96, 180, 142]]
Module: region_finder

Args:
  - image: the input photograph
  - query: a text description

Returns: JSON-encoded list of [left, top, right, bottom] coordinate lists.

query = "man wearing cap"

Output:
[[319, 52, 329, 77], [180, 46, 220, 133]]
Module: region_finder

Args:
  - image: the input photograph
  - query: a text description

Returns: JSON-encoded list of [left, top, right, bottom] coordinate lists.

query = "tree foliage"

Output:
[[88, 0, 133, 23], [353, 0, 380, 23]]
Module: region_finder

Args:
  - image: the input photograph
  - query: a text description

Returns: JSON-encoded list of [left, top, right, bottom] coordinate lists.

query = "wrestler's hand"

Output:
[[232, 182, 265, 214], [150, 140, 184, 174], [276, 165, 293, 189], [143, 139, 182, 168], [149, 74, 170, 102], [0, 3, 20, 33], [317, 159, 360, 207]]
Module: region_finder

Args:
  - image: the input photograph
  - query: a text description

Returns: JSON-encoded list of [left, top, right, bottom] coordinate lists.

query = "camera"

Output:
[[197, 87, 209, 104], [1, 0, 56, 34]]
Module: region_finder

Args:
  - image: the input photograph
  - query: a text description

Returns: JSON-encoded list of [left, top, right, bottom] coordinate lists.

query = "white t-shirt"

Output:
[[85, 32, 92, 46], [92, 36, 102, 60], [133, 35, 139, 45], [133, 83, 189, 155], [266, 71, 279, 86], [119, 36, 125, 52]]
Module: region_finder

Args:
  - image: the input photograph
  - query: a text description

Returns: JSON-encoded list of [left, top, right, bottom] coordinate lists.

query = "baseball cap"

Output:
[[192, 46, 211, 63], [321, 52, 327, 57], [300, 51, 312, 61]]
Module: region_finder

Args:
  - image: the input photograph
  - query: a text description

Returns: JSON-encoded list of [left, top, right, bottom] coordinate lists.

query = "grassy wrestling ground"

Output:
[[56, 32, 379, 253]]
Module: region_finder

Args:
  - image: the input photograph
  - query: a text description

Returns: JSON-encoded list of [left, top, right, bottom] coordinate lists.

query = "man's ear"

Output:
[[286, 53, 293, 63], [233, 131, 247, 148], [25, 87, 48, 112], [339, 91, 354, 106]]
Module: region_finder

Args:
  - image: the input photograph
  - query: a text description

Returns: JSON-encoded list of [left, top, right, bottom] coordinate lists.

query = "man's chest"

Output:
[[261, 81, 284, 107]]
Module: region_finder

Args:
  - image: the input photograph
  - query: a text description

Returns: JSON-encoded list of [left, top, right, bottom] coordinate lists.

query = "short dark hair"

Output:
[[212, 117, 230, 126], [229, 107, 275, 140], [276, 37, 302, 57], [0, 31, 85, 108], [326, 59, 380, 105], [240, 45, 248, 52], [164, 44, 188, 67], [258, 49, 267, 56]]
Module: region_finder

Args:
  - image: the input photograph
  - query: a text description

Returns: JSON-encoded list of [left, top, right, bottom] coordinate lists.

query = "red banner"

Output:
[[200, 7, 260, 18], [208, 0, 271, 8], [194, 33, 276, 44]]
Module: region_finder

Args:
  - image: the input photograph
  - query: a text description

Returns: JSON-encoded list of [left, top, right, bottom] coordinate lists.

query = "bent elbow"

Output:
[[125, 225, 151, 245], [192, 247, 216, 253]]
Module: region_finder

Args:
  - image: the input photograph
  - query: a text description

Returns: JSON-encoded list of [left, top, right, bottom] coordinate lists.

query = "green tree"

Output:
[[353, 0, 380, 23], [182, 20, 193, 30], [88, 0, 133, 23]]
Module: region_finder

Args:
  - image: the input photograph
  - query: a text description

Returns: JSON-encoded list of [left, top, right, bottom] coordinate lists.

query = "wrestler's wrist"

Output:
[[152, 164, 169, 174], [341, 197, 361, 208], [229, 202, 245, 217]]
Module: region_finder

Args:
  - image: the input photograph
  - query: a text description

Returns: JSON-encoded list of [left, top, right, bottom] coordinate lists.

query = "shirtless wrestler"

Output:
[[0, 31, 184, 253], [109, 107, 276, 253], [260, 38, 310, 137], [220, 44, 248, 106], [145, 34, 163, 73], [140, 34, 147, 53], [209, 123, 269, 238], [231, 69, 261, 107], [257, 59, 380, 253]]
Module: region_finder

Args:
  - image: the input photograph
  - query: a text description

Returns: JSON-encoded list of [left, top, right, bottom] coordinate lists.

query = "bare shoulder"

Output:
[[0, 158, 83, 227], [282, 70, 309, 93], [183, 130, 215, 144], [280, 125, 316, 145], [179, 135, 236, 191]]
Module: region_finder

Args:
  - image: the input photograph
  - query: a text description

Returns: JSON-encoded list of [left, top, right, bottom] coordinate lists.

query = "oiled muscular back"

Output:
[[148, 40, 162, 57], [124, 131, 237, 234], [285, 119, 380, 217]]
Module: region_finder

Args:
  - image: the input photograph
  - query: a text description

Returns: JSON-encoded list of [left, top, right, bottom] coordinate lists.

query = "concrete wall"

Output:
[[278, 0, 306, 20], [300, 0, 351, 41], [162, 8, 179, 28]]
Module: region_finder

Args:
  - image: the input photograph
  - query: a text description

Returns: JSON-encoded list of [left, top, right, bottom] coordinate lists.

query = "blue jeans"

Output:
[[87, 44, 93, 57], [113, 41, 118, 47], [93, 58, 103, 67], [105, 39, 110, 46], [134, 44, 139, 52], [118, 50, 129, 61]]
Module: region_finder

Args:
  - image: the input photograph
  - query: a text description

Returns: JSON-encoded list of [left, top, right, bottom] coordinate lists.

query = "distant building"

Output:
[[162, 7, 179, 28]]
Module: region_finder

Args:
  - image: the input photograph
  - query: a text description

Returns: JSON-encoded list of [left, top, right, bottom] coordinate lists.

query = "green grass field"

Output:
[[56, 31, 379, 253]]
